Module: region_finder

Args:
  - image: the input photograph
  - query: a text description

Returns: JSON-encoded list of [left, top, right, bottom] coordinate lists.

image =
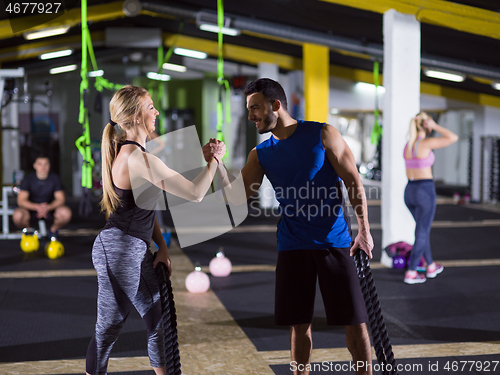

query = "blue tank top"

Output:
[[256, 120, 352, 251]]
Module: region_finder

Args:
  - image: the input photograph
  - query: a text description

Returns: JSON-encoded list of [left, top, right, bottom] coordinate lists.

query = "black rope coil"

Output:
[[354, 251, 398, 375], [156, 263, 182, 375]]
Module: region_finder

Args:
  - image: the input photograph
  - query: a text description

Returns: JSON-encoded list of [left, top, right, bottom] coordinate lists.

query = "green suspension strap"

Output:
[[84, 14, 123, 93], [76, 0, 123, 216], [213, 0, 234, 227], [75, 0, 94, 216], [371, 60, 383, 145], [216, 0, 231, 145]]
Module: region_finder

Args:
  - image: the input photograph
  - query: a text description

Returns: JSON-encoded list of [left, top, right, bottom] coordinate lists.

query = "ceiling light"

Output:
[[174, 48, 207, 59], [199, 24, 240, 36], [330, 108, 339, 115], [89, 70, 104, 77], [50, 64, 77, 74], [492, 82, 500, 91], [147, 72, 170, 81], [355, 82, 386, 94], [162, 63, 187, 72], [423, 68, 465, 82], [24, 26, 70, 40], [40, 49, 72, 60], [196, 12, 240, 37]]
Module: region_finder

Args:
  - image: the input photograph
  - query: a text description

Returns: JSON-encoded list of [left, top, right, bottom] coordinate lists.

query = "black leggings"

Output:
[[404, 179, 436, 271], [86, 228, 165, 374]]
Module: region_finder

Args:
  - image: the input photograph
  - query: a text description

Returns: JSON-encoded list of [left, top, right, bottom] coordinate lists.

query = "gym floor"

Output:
[[0, 190, 499, 374]]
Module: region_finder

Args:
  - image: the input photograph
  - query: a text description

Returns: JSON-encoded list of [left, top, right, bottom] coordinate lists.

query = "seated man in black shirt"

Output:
[[13, 154, 72, 239]]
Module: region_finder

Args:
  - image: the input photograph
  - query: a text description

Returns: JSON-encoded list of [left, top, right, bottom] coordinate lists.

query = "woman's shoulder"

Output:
[[418, 137, 435, 149]]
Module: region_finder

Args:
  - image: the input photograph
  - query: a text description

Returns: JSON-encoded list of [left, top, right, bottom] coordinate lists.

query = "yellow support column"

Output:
[[303, 43, 329, 122]]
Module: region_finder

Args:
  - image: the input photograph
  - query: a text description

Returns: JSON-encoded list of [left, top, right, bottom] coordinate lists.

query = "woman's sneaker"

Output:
[[426, 263, 444, 278], [404, 272, 426, 284]]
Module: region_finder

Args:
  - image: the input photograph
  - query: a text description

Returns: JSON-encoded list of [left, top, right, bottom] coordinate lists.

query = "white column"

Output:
[[381, 9, 420, 249], [257, 63, 279, 209]]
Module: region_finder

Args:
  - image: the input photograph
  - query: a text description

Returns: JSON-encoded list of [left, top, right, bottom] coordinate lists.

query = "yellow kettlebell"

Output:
[[44, 237, 65, 259], [20, 228, 39, 253]]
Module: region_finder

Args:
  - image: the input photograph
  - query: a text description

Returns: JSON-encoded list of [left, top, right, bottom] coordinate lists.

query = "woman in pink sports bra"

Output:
[[403, 112, 458, 284]]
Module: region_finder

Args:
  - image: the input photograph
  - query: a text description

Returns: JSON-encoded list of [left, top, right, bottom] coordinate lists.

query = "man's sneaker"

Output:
[[404, 272, 427, 284], [426, 263, 444, 278]]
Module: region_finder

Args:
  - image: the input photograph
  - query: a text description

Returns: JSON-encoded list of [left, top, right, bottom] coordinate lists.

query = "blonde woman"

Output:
[[403, 112, 458, 284], [86, 85, 224, 375]]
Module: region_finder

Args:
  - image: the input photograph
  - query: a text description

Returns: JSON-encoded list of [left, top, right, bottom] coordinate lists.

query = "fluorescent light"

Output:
[[174, 48, 207, 59], [424, 68, 465, 82], [24, 26, 70, 40], [355, 82, 386, 94], [492, 82, 500, 91], [50, 64, 77, 74], [147, 72, 171, 81], [89, 70, 104, 77], [162, 63, 187, 72], [199, 24, 240, 36], [330, 108, 339, 115], [40, 49, 72, 60]]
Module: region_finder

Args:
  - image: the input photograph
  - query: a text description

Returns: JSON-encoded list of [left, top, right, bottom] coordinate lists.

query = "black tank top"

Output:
[[103, 140, 160, 246]]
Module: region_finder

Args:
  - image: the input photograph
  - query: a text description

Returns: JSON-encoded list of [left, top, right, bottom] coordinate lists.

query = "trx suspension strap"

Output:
[[371, 61, 383, 146], [76, 0, 123, 217], [216, 0, 231, 145], [214, 0, 235, 228], [75, 0, 93, 217], [354, 251, 399, 375]]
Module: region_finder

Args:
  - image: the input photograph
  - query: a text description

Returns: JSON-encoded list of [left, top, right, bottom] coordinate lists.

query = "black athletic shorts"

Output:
[[274, 247, 368, 326], [29, 210, 54, 229]]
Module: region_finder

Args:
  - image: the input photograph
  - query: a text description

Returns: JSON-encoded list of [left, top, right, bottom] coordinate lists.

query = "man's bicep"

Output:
[[17, 190, 30, 202], [54, 190, 65, 200], [242, 149, 265, 199], [322, 125, 358, 182]]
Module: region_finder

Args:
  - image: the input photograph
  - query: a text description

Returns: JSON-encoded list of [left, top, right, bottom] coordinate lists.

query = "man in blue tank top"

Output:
[[242, 78, 374, 375]]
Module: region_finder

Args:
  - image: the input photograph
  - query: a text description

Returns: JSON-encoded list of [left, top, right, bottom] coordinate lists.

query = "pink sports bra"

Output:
[[404, 138, 435, 169]]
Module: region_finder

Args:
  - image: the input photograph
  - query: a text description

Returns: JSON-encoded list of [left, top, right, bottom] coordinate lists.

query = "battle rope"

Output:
[[354, 250, 398, 375], [156, 262, 182, 375]]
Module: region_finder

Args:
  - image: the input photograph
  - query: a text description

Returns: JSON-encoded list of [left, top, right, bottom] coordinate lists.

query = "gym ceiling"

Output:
[[1, 0, 499, 105]]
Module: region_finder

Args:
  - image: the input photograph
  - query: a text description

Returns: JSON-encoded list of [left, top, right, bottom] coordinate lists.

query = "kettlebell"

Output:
[[20, 228, 39, 253], [44, 237, 65, 259]]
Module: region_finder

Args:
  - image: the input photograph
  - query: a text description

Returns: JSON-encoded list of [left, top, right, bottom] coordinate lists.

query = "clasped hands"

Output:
[[202, 138, 226, 163], [36, 202, 49, 219]]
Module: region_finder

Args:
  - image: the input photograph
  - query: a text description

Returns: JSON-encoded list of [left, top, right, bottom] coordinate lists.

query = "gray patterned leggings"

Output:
[[86, 227, 165, 374]]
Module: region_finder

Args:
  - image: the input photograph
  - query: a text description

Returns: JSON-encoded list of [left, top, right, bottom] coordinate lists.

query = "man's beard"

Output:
[[258, 112, 277, 134]]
